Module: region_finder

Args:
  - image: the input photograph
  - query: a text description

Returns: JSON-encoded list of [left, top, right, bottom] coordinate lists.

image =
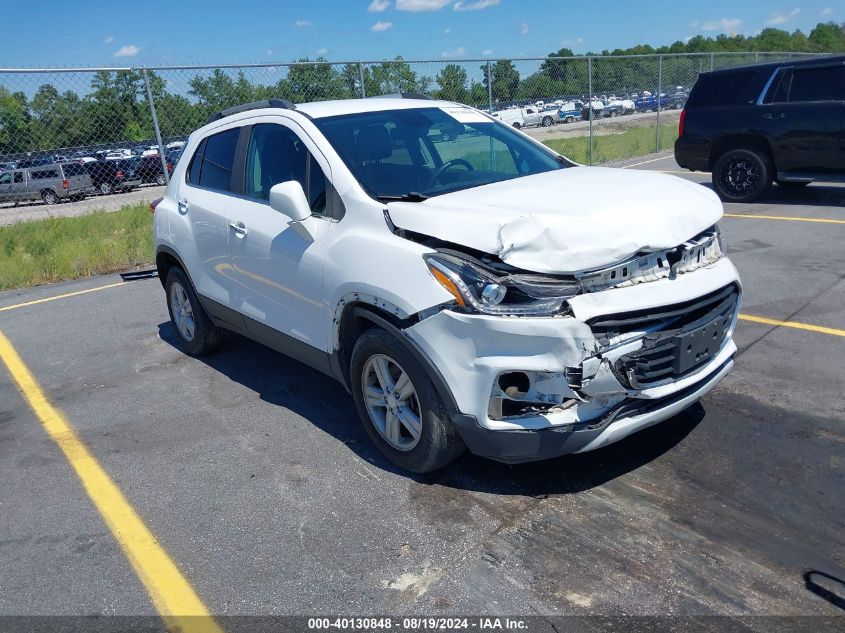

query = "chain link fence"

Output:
[[0, 52, 823, 186]]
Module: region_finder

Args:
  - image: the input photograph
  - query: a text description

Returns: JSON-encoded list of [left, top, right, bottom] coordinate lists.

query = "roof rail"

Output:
[[372, 92, 433, 101], [206, 99, 296, 124]]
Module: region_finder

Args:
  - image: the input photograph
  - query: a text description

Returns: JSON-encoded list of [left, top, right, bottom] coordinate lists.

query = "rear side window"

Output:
[[787, 66, 845, 102], [14, 172, 23, 183], [62, 163, 85, 177], [197, 128, 239, 191], [31, 169, 59, 180], [187, 138, 207, 184], [686, 70, 764, 108]]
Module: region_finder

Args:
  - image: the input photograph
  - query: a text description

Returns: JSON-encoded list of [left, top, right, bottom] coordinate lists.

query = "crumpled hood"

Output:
[[387, 167, 723, 274]]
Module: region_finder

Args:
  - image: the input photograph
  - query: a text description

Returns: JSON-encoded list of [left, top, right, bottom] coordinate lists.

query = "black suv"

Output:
[[85, 159, 142, 194], [675, 55, 845, 202]]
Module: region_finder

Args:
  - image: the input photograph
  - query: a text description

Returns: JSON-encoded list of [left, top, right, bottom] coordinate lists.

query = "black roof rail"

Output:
[[206, 99, 296, 124], [372, 92, 434, 101]]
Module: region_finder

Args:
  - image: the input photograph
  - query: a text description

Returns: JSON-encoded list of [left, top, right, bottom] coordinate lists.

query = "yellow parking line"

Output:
[[0, 330, 223, 633], [739, 314, 845, 337], [0, 281, 127, 313], [724, 213, 845, 225]]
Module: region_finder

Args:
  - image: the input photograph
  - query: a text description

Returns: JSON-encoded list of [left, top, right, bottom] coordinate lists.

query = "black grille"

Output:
[[587, 284, 740, 388]]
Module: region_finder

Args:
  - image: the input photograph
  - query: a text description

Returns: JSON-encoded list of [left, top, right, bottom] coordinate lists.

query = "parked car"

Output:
[[85, 159, 142, 194], [581, 98, 604, 119], [0, 161, 17, 172], [635, 93, 670, 112], [133, 155, 174, 185], [153, 96, 740, 472], [557, 101, 584, 124], [492, 108, 526, 129], [675, 55, 845, 202], [0, 162, 92, 205]]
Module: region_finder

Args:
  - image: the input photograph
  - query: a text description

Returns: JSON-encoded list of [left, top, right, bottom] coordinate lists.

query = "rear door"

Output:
[[761, 62, 845, 175], [60, 162, 91, 192]]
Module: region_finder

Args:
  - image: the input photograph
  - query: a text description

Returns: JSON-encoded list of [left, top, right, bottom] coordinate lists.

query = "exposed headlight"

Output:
[[424, 253, 579, 316]]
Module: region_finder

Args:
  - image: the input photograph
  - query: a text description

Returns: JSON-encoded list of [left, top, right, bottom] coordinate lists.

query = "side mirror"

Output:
[[269, 181, 311, 222]]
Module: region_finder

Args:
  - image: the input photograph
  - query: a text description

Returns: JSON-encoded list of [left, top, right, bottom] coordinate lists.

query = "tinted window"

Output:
[[198, 128, 239, 191], [14, 172, 23, 184], [187, 138, 206, 184], [244, 124, 306, 201], [788, 66, 845, 102], [62, 163, 86, 177], [0, 173, 11, 184], [31, 169, 59, 180], [686, 70, 765, 108]]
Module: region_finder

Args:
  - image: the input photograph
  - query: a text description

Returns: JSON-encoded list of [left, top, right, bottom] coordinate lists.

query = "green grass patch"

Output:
[[543, 122, 679, 164], [0, 203, 153, 291]]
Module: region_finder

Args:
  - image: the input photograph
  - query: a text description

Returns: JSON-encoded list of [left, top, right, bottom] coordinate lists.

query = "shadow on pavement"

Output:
[[159, 321, 703, 496]]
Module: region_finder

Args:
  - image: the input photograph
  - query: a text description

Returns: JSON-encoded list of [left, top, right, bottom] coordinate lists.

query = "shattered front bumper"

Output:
[[404, 257, 741, 463]]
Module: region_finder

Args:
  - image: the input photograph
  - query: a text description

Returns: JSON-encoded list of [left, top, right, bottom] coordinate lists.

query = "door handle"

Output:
[[763, 113, 785, 119], [229, 221, 249, 237], [177, 198, 189, 215]]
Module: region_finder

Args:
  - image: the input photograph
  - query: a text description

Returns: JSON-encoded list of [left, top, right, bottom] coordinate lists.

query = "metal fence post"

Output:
[[588, 56, 593, 165], [656, 55, 662, 152], [710, 53, 715, 71], [358, 63, 366, 98], [142, 68, 170, 186], [486, 60, 493, 112]]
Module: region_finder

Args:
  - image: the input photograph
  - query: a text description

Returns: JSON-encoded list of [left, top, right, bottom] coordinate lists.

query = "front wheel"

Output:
[[541, 116, 553, 127], [712, 148, 772, 203], [99, 182, 114, 195], [41, 190, 58, 205], [512, 122, 521, 129], [155, 174, 166, 186], [350, 328, 464, 473], [165, 267, 221, 356]]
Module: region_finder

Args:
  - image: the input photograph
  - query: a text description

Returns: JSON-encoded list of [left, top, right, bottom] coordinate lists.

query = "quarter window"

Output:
[[0, 173, 11, 185], [14, 172, 23, 184], [788, 66, 845, 102], [196, 128, 239, 191]]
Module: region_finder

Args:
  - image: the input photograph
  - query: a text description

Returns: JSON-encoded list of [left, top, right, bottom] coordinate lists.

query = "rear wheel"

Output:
[[99, 182, 114, 195], [512, 122, 521, 129], [541, 116, 553, 127], [350, 328, 464, 473], [712, 148, 772, 203], [165, 267, 221, 356], [155, 173, 166, 186], [41, 190, 58, 205]]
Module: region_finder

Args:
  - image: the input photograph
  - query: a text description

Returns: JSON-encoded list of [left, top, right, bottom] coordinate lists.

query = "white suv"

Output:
[[153, 96, 741, 473]]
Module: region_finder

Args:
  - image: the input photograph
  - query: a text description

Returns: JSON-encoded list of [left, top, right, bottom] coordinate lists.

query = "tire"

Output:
[[165, 267, 221, 356], [777, 180, 810, 189], [610, 109, 618, 117], [41, 190, 58, 205], [712, 148, 772, 203], [512, 122, 521, 129], [350, 327, 465, 473], [541, 116, 553, 127], [99, 182, 114, 195], [155, 174, 166, 186]]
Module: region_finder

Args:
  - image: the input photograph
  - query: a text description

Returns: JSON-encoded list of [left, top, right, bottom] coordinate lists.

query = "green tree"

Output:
[[482, 60, 520, 103], [435, 64, 468, 102]]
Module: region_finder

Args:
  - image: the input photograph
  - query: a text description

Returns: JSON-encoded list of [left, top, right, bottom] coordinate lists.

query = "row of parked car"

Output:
[[0, 148, 183, 206], [491, 89, 690, 129]]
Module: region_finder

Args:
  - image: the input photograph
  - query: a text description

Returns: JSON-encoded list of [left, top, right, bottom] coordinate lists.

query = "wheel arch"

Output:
[[155, 245, 195, 291], [709, 133, 775, 170]]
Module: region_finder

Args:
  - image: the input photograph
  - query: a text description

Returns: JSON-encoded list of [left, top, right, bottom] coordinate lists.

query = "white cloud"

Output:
[[369, 0, 391, 11], [683, 35, 693, 44], [520, 22, 529, 35], [561, 37, 584, 46], [266, 48, 273, 56], [113, 45, 140, 57], [689, 20, 699, 28], [765, 8, 800, 26], [316, 47, 328, 55], [441, 46, 466, 58], [481, 49, 493, 55], [453, 0, 499, 10], [443, 26, 452, 34], [371, 21, 393, 31], [296, 20, 312, 27], [104, 35, 114, 44], [396, 0, 452, 11], [701, 17, 743, 32], [821, 7, 833, 16]]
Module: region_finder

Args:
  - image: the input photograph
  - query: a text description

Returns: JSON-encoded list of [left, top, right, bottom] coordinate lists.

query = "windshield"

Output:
[[313, 106, 566, 200]]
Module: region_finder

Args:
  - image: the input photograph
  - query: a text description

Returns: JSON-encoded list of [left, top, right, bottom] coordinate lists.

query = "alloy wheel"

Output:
[[169, 281, 196, 342], [361, 354, 422, 451], [720, 157, 759, 196]]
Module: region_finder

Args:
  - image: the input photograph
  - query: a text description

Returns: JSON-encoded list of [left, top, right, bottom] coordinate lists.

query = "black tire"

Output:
[[41, 189, 58, 205], [711, 148, 772, 203], [350, 327, 465, 473], [165, 267, 221, 356], [99, 182, 114, 195], [777, 180, 810, 189], [541, 116, 553, 127], [512, 122, 521, 129], [155, 174, 166, 186]]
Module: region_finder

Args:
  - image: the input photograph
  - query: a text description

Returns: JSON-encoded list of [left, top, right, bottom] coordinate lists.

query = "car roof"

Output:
[[706, 53, 845, 76]]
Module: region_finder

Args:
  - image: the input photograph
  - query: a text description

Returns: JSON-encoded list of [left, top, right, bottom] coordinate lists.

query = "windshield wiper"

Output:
[[376, 191, 429, 202]]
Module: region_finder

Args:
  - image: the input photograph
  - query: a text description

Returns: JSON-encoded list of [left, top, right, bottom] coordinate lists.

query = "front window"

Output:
[[313, 106, 565, 200]]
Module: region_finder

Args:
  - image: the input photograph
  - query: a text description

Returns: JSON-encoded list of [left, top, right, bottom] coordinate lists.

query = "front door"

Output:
[[762, 63, 845, 176], [225, 121, 333, 353]]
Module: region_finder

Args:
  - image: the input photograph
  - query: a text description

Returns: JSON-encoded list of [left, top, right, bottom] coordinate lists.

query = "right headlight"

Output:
[[424, 253, 580, 316]]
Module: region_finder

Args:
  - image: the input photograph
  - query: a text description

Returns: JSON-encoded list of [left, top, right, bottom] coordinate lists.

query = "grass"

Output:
[[544, 122, 679, 164], [0, 124, 680, 291], [0, 203, 153, 291]]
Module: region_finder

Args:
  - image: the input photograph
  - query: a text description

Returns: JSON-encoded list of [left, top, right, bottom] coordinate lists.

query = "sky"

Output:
[[0, 0, 840, 67]]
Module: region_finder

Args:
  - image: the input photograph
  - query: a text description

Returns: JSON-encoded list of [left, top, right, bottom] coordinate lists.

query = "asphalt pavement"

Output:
[[0, 154, 842, 625]]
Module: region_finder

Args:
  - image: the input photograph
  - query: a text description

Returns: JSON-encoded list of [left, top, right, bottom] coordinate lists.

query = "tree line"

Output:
[[1, 22, 843, 157]]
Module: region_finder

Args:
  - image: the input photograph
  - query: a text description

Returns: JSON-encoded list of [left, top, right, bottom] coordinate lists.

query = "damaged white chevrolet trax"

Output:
[[153, 96, 741, 473]]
